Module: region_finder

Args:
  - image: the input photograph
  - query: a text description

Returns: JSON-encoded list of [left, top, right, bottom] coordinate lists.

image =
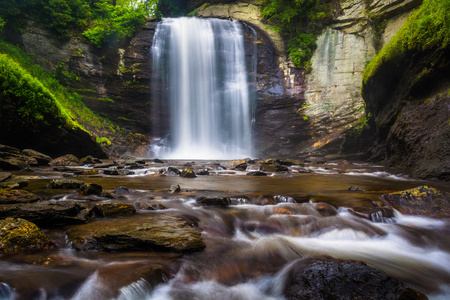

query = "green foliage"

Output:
[[0, 17, 5, 31], [156, 0, 187, 17], [0, 0, 155, 47], [82, 1, 147, 47], [99, 97, 115, 103], [0, 40, 117, 140], [258, 0, 333, 69], [96, 136, 112, 146], [363, 0, 450, 86], [0, 52, 78, 129]]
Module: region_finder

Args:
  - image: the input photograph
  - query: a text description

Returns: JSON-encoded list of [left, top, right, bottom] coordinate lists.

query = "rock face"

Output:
[[4, 19, 156, 157], [67, 214, 205, 252], [303, 0, 422, 156], [0, 218, 54, 253], [284, 258, 427, 300], [362, 42, 450, 178]]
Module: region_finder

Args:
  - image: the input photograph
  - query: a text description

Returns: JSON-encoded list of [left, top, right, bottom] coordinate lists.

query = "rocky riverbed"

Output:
[[1, 146, 449, 299]]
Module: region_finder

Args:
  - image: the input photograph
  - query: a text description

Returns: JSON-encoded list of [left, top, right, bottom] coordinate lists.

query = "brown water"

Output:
[[1, 160, 449, 299]]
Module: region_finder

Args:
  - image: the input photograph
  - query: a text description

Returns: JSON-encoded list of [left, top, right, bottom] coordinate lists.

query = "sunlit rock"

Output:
[[67, 214, 205, 252], [0, 218, 54, 253], [48, 154, 80, 166], [0, 189, 40, 204]]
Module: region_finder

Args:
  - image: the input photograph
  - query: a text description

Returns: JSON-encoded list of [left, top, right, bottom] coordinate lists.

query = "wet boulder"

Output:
[[246, 171, 267, 176], [347, 185, 364, 191], [48, 154, 80, 166], [92, 202, 136, 217], [114, 187, 134, 194], [103, 169, 120, 175], [87, 262, 169, 299], [0, 172, 12, 182], [0, 200, 90, 226], [180, 169, 196, 178], [197, 196, 230, 207], [79, 183, 103, 196], [0, 218, 54, 253], [169, 184, 181, 193], [197, 169, 210, 175], [48, 179, 85, 189], [379, 185, 450, 218], [234, 163, 247, 171], [134, 202, 167, 210], [67, 214, 205, 252], [0, 189, 40, 204], [166, 167, 181, 175], [0, 176, 29, 189], [0, 157, 30, 170], [79, 155, 102, 165], [21, 149, 52, 166], [285, 258, 427, 300], [0, 144, 20, 155]]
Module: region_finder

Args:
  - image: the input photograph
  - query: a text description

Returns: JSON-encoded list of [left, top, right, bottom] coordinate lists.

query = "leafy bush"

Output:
[[363, 0, 450, 85]]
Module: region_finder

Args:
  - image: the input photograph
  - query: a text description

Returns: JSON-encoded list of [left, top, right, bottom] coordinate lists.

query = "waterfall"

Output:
[[151, 17, 256, 159]]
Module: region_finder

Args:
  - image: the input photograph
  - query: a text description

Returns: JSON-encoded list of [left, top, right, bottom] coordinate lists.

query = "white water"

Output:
[[151, 18, 256, 159], [70, 203, 450, 300]]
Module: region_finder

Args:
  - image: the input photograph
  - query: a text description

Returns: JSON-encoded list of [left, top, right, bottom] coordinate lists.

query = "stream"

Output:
[[0, 160, 449, 299]]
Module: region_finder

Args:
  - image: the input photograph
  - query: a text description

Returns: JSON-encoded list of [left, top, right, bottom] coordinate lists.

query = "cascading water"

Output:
[[151, 18, 256, 159]]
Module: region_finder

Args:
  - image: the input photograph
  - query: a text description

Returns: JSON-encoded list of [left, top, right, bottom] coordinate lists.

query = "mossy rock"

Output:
[[379, 186, 450, 218], [0, 218, 54, 253], [48, 179, 85, 189], [92, 202, 135, 217], [180, 169, 196, 178], [0, 189, 40, 204], [48, 154, 80, 166]]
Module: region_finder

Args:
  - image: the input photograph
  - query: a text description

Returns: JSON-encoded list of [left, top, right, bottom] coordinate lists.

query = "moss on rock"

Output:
[[0, 218, 54, 253]]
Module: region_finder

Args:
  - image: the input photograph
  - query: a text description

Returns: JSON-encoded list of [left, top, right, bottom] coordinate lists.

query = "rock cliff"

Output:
[[193, 0, 424, 161]]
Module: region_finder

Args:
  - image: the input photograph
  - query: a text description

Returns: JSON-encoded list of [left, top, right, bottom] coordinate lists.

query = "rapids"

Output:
[[0, 160, 449, 299]]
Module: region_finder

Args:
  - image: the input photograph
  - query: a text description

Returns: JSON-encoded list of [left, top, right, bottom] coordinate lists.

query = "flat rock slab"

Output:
[[67, 214, 205, 252], [380, 185, 450, 218], [0, 200, 89, 226], [0, 189, 40, 204]]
